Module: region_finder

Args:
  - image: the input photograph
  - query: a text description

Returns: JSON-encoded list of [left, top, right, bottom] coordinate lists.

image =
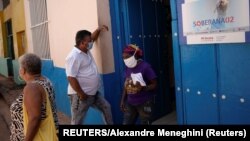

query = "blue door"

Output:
[[117, 0, 173, 120], [141, 0, 172, 118], [124, 0, 143, 48], [218, 44, 250, 124], [181, 45, 219, 124], [173, 0, 250, 124]]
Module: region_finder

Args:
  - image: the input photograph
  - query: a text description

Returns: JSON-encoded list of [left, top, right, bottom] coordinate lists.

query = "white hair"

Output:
[[19, 53, 42, 75]]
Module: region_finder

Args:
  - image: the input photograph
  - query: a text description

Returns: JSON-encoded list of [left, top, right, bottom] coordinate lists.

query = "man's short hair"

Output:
[[19, 53, 41, 75], [75, 30, 91, 47]]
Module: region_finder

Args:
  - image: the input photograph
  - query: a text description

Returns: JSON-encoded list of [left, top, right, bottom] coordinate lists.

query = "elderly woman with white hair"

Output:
[[10, 53, 58, 141]]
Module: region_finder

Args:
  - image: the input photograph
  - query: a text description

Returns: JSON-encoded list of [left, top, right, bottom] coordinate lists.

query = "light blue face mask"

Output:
[[87, 42, 94, 50]]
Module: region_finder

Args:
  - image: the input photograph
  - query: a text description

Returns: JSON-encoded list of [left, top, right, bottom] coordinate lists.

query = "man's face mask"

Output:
[[123, 51, 137, 68], [87, 42, 94, 50]]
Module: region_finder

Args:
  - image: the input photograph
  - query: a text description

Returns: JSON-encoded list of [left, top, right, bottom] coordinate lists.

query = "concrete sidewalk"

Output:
[[0, 75, 70, 141], [0, 75, 17, 141], [0, 93, 11, 141]]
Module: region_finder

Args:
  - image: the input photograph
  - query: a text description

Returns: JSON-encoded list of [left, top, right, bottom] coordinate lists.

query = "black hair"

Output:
[[75, 30, 91, 47]]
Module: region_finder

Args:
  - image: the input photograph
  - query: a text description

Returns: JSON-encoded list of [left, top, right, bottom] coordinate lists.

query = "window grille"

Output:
[[29, 0, 51, 59]]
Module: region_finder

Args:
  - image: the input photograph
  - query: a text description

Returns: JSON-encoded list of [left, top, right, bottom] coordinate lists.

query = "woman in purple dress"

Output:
[[120, 44, 157, 125]]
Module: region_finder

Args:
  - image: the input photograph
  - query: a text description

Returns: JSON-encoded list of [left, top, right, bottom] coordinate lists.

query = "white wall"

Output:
[[24, 0, 115, 74], [95, 0, 115, 74], [47, 0, 97, 68], [46, 0, 114, 74]]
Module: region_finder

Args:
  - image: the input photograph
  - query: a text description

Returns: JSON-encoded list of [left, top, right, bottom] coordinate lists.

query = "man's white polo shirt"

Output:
[[65, 47, 99, 95]]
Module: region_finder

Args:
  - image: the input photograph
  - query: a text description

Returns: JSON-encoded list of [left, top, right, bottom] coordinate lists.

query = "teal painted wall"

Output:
[[0, 57, 9, 77], [0, 57, 12, 77], [12, 60, 25, 85]]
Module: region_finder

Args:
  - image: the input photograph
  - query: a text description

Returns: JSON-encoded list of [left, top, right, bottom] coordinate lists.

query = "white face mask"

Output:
[[87, 42, 94, 50], [124, 52, 137, 68]]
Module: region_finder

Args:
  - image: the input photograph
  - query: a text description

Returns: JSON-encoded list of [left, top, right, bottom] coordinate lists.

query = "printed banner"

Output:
[[179, 0, 250, 44]]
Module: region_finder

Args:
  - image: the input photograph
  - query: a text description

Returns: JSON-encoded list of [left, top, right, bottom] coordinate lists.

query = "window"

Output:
[[29, 0, 51, 59]]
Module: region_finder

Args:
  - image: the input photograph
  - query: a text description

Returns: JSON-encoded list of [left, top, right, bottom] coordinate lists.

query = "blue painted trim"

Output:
[[109, 0, 127, 124], [41, 60, 105, 124], [215, 44, 221, 124], [172, 20, 184, 125], [109, 0, 125, 85], [170, 0, 177, 20], [177, 0, 187, 45], [41, 60, 70, 116], [171, 0, 185, 125], [245, 32, 250, 42]]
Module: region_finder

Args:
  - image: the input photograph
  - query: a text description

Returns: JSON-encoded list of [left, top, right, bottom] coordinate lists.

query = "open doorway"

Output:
[[5, 20, 15, 60], [116, 0, 176, 124], [5, 20, 14, 76]]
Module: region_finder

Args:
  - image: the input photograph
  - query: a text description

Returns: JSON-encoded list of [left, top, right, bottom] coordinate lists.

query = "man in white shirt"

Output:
[[65, 25, 113, 125]]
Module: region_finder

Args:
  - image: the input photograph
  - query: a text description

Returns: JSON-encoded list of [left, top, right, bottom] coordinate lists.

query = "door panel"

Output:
[[126, 0, 143, 48], [123, 0, 172, 120], [141, 0, 170, 118], [172, 20, 184, 124], [218, 44, 250, 124], [220, 94, 250, 124], [181, 45, 219, 124]]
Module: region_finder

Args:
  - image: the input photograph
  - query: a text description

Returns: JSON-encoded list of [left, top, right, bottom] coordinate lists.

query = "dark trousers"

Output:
[[123, 99, 153, 125]]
